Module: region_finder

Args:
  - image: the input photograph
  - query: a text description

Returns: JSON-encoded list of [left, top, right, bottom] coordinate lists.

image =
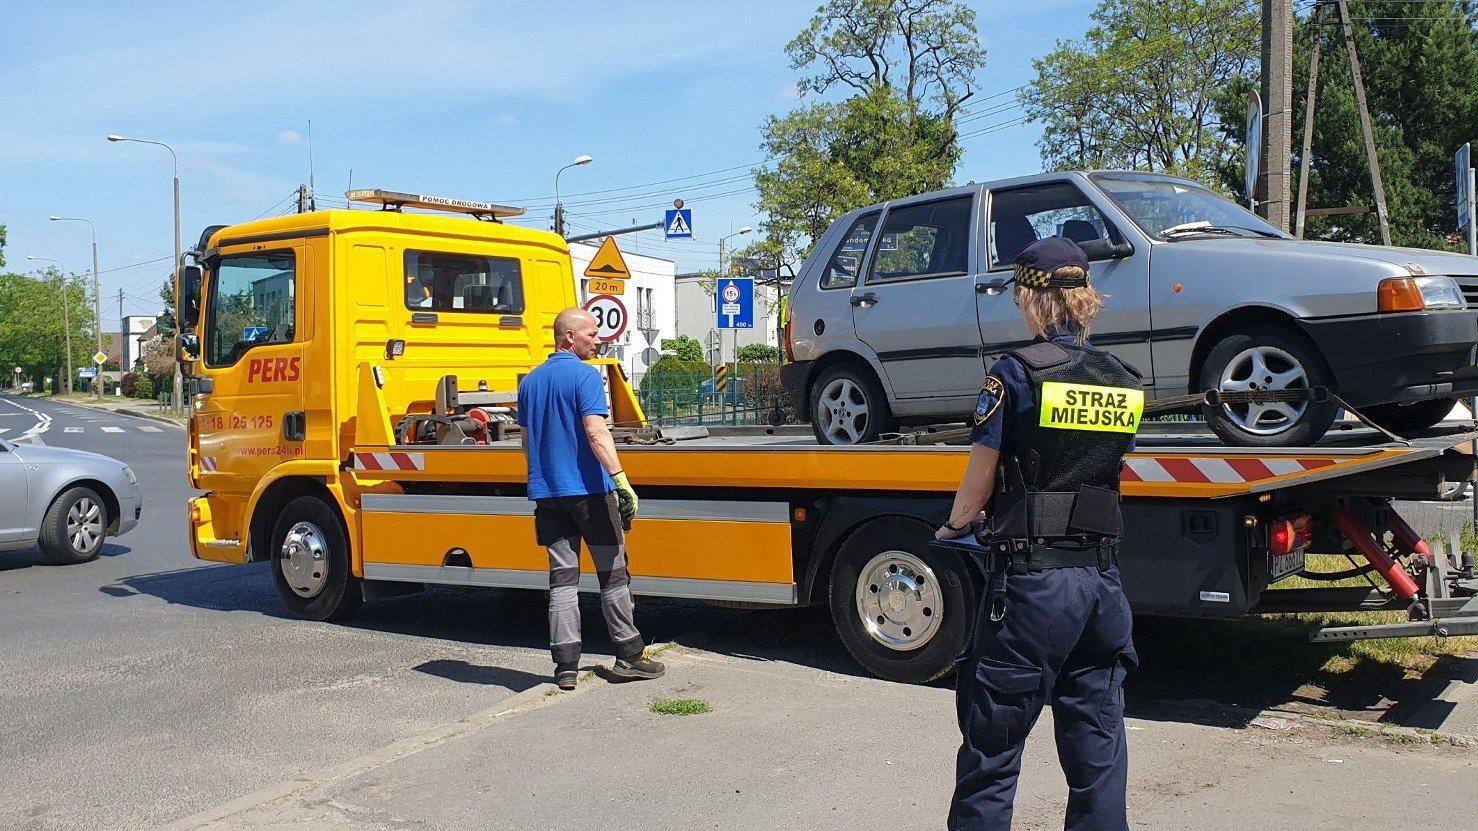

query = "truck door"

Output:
[[850, 191, 983, 405], [980, 180, 1154, 382], [190, 243, 307, 493]]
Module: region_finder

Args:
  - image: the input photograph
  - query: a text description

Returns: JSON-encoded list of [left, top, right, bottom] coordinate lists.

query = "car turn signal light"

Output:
[[1377, 277, 1425, 312]]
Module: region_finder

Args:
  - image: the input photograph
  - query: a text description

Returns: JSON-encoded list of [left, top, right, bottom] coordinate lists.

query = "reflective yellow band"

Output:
[[1039, 382, 1143, 433]]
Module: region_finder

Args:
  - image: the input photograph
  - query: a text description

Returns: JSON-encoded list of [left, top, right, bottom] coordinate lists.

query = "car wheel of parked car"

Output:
[[39, 486, 108, 565], [829, 518, 978, 684], [809, 362, 896, 445], [1361, 397, 1458, 435], [1199, 325, 1337, 447], [270, 496, 363, 621]]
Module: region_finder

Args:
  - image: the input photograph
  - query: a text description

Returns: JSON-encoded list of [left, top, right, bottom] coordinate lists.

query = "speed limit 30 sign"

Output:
[[583, 294, 628, 342]]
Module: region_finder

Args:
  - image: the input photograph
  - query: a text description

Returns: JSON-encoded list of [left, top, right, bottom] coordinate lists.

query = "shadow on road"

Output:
[[412, 658, 546, 692], [0, 541, 131, 572]]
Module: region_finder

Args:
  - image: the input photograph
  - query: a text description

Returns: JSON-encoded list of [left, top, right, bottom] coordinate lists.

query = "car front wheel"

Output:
[[39, 486, 108, 565], [1199, 325, 1337, 447], [809, 362, 896, 445]]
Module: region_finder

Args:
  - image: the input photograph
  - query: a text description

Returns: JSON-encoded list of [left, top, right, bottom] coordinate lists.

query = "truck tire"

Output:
[[1199, 325, 1336, 447], [39, 486, 108, 565], [1361, 397, 1458, 434], [829, 518, 979, 684], [270, 496, 363, 621], [809, 361, 896, 445]]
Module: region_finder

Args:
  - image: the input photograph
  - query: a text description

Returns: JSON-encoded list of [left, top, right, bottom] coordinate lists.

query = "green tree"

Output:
[[1023, 0, 1259, 188], [660, 334, 704, 362], [737, 344, 783, 363], [754, 0, 987, 271], [0, 224, 7, 268], [0, 268, 95, 391]]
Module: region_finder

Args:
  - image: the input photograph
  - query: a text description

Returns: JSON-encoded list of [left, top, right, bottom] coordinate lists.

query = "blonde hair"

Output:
[[1016, 266, 1103, 343]]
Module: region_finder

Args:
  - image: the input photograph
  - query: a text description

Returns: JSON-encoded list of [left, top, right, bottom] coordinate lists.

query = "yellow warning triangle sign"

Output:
[[583, 236, 631, 280]]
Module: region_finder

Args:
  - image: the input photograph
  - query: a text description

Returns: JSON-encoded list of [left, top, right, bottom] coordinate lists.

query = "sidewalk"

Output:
[[157, 646, 1476, 831]]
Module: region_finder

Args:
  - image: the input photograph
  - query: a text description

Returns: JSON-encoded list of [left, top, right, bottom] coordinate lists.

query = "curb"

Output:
[[46, 397, 186, 428]]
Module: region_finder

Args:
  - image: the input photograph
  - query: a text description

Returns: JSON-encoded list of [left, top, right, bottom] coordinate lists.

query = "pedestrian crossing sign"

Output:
[[664, 208, 693, 240]]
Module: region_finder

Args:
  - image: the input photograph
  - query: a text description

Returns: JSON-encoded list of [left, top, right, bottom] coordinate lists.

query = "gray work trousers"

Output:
[[534, 492, 643, 667]]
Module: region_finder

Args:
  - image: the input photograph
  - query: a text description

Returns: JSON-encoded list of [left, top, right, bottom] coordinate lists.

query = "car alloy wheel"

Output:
[[818, 376, 872, 444], [66, 494, 106, 556], [1215, 344, 1311, 436]]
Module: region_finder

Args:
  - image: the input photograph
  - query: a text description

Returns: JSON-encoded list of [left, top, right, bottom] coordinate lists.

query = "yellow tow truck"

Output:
[[174, 190, 1478, 683]]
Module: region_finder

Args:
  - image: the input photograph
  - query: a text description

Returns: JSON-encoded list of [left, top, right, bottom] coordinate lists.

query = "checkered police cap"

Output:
[[1012, 236, 1091, 289]]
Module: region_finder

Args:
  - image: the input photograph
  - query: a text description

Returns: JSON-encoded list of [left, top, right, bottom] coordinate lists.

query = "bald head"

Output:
[[554, 307, 595, 340]]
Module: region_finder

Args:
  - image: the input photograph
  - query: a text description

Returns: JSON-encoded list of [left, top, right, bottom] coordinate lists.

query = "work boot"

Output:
[[554, 663, 578, 691], [610, 654, 665, 681]]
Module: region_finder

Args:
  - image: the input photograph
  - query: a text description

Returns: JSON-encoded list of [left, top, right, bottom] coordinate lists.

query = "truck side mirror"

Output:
[[1079, 238, 1133, 261], [178, 265, 203, 329], [177, 332, 199, 363]]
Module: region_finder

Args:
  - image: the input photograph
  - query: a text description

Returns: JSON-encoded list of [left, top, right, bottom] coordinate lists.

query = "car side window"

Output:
[[204, 251, 296, 368], [867, 195, 972, 283], [989, 182, 1116, 269], [820, 212, 879, 289]]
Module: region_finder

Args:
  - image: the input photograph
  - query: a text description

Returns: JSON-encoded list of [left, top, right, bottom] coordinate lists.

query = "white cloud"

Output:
[[490, 114, 518, 128], [276, 130, 304, 147]]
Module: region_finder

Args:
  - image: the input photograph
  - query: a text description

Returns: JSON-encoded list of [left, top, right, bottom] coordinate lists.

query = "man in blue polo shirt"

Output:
[[517, 307, 665, 691]]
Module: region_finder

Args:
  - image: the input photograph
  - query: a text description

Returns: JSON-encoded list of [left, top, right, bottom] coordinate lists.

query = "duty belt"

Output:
[[978, 535, 1118, 574]]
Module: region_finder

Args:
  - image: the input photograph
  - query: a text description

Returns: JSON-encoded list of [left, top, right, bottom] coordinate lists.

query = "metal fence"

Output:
[[635, 363, 802, 427]]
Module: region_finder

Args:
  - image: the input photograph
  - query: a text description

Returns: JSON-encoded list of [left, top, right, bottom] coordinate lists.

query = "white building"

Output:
[[120, 315, 158, 372], [673, 275, 782, 364], [568, 242, 676, 379]]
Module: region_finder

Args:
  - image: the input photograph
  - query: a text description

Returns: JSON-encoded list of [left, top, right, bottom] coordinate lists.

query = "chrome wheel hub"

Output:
[[856, 550, 943, 651], [67, 496, 104, 555], [1217, 345, 1309, 435], [818, 377, 870, 444], [280, 521, 330, 598]]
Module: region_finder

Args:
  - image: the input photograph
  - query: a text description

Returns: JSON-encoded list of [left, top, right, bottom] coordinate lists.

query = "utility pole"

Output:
[[1294, 1, 1330, 238], [297, 185, 308, 214], [1335, 0, 1392, 245], [118, 288, 125, 372], [1259, 0, 1293, 230]]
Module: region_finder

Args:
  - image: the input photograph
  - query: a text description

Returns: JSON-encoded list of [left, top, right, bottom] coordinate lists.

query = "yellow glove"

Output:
[[611, 471, 639, 524]]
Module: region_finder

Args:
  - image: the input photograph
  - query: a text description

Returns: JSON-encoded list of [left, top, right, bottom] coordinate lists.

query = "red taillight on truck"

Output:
[[1269, 514, 1312, 555]]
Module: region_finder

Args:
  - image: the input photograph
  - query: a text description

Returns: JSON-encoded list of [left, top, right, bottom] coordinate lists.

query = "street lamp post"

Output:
[[108, 134, 182, 409], [25, 256, 73, 396], [717, 227, 753, 363], [552, 154, 593, 238], [49, 216, 101, 399]]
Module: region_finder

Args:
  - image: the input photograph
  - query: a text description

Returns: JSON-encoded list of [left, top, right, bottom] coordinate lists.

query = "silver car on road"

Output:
[[0, 436, 143, 564], [781, 171, 1478, 446]]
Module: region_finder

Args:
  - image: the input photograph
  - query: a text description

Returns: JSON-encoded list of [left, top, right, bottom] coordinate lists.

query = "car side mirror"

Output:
[[1079, 238, 1133, 261], [177, 332, 199, 363]]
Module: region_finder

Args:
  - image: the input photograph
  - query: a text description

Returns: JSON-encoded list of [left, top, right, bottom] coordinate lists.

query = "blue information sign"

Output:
[[716, 278, 754, 330], [664, 208, 693, 240]]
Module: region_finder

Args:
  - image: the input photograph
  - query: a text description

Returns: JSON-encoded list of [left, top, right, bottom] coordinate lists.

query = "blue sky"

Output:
[[0, 0, 1097, 332]]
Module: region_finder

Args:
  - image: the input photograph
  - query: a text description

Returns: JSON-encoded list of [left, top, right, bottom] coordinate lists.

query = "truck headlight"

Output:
[[1377, 276, 1466, 311]]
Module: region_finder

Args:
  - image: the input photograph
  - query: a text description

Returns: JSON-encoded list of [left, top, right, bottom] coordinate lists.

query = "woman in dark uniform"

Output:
[[936, 236, 1143, 831]]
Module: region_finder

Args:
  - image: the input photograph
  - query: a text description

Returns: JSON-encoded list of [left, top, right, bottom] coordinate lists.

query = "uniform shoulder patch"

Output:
[[972, 375, 1006, 427]]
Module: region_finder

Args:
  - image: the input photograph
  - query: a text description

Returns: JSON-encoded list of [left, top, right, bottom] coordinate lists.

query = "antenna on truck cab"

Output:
[[344, 189, 525, 222]]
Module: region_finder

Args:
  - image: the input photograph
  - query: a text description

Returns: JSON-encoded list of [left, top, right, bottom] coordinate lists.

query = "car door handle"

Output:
[[850, 292, 879, 307]]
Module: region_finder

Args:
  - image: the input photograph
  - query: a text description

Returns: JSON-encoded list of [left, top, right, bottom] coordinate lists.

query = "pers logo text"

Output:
[[246, 357, 302, 383]]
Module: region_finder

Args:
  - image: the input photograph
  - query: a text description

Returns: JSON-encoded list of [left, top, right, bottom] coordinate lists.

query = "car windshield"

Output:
[[1090, 173, 1289, 241]]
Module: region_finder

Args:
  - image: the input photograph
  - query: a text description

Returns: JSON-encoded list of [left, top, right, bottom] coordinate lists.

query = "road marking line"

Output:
[[0, 428, 8, 434], [100, 426, 124, 433], [137, 425, 163, 432], [65, 427, 83, 433]]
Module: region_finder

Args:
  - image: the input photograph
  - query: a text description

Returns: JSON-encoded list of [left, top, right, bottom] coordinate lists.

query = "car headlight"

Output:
[[1377, 276, 1467, 311], [123, 466, 137, 485]]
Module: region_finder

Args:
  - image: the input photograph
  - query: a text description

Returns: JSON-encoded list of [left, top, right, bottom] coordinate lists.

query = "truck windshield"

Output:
[[204, 251, 296, 367], [1090, 173, 1288, 241]]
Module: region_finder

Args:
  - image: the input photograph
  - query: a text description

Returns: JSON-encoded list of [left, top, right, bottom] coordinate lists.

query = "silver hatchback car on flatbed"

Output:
[[781, 171, 1478, 446]]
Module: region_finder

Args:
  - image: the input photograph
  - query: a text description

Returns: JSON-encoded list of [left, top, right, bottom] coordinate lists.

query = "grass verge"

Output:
[[650, 698, 710, 716]]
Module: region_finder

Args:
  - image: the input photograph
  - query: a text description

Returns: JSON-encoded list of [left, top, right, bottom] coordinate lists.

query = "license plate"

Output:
[[1269, 548, 1307, 582]]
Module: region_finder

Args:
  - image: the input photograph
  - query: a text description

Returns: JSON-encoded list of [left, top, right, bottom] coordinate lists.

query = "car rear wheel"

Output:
[[829, 518, 979, 684], [1361, 397, 1459, 434], [809, 361, 896, 445], [39, 486, 108, 565], [1199, 325, 1337, 447], [270, 496, 363, 621]]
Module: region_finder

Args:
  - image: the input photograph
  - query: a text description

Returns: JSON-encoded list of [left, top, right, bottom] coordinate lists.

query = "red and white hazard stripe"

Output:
[[352, 452, 425, 472], [1121, 456, 1336, 484], [199, 456, 218, 472]]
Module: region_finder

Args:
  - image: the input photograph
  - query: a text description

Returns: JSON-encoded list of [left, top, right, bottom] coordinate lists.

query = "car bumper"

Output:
[[116, 482, 143, 536], [1298, 310, 1478, 406], [780, 361, 813, 421]]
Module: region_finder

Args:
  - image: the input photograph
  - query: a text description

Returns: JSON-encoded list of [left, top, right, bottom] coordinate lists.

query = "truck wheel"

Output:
[[1199, 325, 1336, 447], [809, 361, 896, 445], [270, 496, 363, 621], [39, 486, 108, 565], [1361, 397, 1457, 434], [829, 519, 979, 684]]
